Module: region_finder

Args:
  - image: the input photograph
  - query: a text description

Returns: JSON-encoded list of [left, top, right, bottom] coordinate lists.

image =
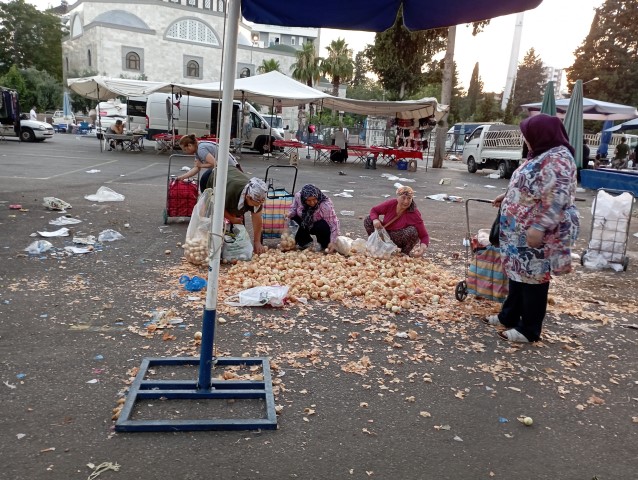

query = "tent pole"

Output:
[[186, 91, 190, 135], [97, 85, 103, 153], [115, 0, 276, 433]]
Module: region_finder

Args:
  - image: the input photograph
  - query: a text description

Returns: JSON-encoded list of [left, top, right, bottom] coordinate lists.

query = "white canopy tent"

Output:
[[68, 72, 448, 122]]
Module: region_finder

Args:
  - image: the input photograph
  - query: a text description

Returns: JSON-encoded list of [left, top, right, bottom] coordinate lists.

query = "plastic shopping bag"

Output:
[[84, 186, 125, 202], [335, 235, 353, 256], [183, 190, 214, 265], [221, 224, 253, 262], [225, 285, 289, 307], [366, 228, 398, 258], [278, 220, 299, 251]]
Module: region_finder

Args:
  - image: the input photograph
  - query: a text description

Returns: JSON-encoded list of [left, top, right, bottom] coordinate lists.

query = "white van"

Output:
[[261, 114, 286, 137], [132, 93, 283, 153], [95, 99, 127, 138]]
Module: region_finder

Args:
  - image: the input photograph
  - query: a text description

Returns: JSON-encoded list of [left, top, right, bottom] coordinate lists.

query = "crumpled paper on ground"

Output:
[[43, 197, 72, 211], [84, 186, 125, 202]]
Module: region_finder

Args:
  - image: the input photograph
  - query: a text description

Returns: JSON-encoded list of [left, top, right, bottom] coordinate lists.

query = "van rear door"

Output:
[[210, 101, 239, 139], [127, 99, 147, 132]]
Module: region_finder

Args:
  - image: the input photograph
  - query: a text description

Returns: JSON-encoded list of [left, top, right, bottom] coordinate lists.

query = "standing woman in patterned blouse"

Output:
[[485, 114, 579, 343], [288, 184, 340, 253]]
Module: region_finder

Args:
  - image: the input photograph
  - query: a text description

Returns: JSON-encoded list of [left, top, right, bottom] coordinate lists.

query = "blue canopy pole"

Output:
[[197, 0, 240, 390], [598, 120, 614, 158]]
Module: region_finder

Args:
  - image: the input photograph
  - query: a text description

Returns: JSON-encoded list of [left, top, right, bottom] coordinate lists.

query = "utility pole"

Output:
[[432, 25, 456, 169], [501, 13, 524, 111]]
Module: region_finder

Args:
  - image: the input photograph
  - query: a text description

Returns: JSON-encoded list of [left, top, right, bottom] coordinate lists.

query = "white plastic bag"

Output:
[[278, 221, 299, 252], [350, 238, 367, 255], [84, 186, 125, 202], [225, 285, 289, 307], [222, 224, 253, 262], [184, 190, 213, 265], [335, 236, 353, 256], [98, 229, 124, 242], [25, 240, 53, 254], [366, 228, 398, 258]]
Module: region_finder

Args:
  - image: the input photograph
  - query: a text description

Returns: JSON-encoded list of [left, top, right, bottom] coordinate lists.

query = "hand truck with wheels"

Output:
[[455, 198, 508, 303], [163, 154, 198, 224], [261, 165, 298, 243]]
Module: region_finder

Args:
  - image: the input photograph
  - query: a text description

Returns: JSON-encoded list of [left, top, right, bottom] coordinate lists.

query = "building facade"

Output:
[[62, 0, 309, 84]]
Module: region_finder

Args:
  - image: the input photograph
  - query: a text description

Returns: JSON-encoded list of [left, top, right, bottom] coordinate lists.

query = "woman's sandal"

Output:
[[482, 314, 503, 327], [497, 329, 531, 343]]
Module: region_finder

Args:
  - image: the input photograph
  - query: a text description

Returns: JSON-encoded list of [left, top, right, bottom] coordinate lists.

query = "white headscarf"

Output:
[[238, 177, 268, 211]]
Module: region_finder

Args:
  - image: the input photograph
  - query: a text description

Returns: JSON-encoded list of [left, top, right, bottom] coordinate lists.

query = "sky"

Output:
[[18, 0, 605, 92], [319, 0, 605, 92]]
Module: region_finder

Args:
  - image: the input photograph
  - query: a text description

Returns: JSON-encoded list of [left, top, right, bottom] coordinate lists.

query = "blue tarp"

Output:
[[241, 0, 543, 31]]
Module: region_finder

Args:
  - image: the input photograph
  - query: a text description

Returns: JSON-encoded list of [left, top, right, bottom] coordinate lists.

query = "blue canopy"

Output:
[[242, 0, 543, 31], [605, 118, 638, 133]]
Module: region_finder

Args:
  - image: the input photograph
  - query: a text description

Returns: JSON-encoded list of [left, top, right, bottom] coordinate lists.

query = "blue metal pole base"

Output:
[[115, 356, 277, 432]]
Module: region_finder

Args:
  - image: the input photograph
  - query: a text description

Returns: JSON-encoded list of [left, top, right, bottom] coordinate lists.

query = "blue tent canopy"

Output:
[[242, 0, 543, 31]]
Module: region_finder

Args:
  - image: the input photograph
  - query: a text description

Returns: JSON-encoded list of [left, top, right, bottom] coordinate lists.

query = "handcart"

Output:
[[580, 188, 634, 271], [261, 165, 298, 242], [163, 154, 198, 224], [455, 198, 508, 303]]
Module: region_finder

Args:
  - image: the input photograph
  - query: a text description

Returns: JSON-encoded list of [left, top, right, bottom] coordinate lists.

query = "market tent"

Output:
[[172, 71, 330, 106], [241, 0, 543, 31], [605, 117, 638, 132], [67, 76, 171, 99], [170, 71, 447, 120], [521, 97, 638, 121], [563, 80, 584, 168]]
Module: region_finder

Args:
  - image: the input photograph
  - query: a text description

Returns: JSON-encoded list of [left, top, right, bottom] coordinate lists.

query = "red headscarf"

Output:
[[520, 114, 575, 158]]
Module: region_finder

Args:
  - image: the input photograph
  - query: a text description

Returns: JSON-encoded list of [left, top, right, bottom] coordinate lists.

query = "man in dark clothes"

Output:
[[582, 139, 590, 169]]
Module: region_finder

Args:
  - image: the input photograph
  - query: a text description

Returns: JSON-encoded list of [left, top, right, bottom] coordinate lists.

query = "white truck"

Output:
[[0, 87, 55, 142], [462, 124, 524, 179]]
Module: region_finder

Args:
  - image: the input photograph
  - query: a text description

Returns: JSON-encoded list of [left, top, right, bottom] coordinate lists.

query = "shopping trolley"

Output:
[[261, 165, 298, 242], [163, 154, 198, 224], [455, 198, 508, 302]]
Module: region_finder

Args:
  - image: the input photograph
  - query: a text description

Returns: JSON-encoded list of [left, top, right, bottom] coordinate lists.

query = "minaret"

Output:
[[501, 12, 524, 111]]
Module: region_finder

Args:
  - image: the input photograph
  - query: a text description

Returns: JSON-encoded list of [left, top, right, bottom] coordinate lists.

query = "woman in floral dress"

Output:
[[485, 114, 579, 343]]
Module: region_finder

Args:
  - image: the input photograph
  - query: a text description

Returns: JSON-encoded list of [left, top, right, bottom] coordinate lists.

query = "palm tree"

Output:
[[321, 38, 354, 97], [290, 42, 322, 87], [257, 59, 281, 74]]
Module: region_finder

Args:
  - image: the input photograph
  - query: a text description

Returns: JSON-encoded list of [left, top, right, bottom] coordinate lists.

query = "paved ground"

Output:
[[1, 134, 637, 479]]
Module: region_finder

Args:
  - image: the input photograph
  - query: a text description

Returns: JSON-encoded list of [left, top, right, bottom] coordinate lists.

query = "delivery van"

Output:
[[134, 93, 283, 153], [462, 124, 524, 178], [261, 114, 287, 137]]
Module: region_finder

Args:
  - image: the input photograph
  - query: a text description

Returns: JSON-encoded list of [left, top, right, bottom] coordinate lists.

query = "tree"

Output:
[[475, 92, 500, 122], [512, 48, 545, 112], [464, 62, 483, 120], [21, 67, 62, 111], [365, 7, 447, 99], [351, 51, 370, 88], [321, 38, 354, 97], [0, 65, 27, 106], [257, 59, 281, 74], [0, 0, 65, 81], [566, 0, 638, 106], [433, 21, 490, 168], [290, 42, 322, 87]]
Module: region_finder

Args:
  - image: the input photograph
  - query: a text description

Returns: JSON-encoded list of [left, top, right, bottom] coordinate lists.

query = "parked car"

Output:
[[0, 87, 54, 142]]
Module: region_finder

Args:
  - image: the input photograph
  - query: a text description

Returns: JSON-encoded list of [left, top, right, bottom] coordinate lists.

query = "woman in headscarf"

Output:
[[206, 166, 268, 254], [288, 184, 340, 252], [485, 114, 579, 343], [364, 186, 430, 255]]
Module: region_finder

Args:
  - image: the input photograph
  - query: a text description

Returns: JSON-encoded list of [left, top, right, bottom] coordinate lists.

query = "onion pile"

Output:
[[223, 249, 459, 312], [278, 232, 297, 251], [183, 237, 210, 265]]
